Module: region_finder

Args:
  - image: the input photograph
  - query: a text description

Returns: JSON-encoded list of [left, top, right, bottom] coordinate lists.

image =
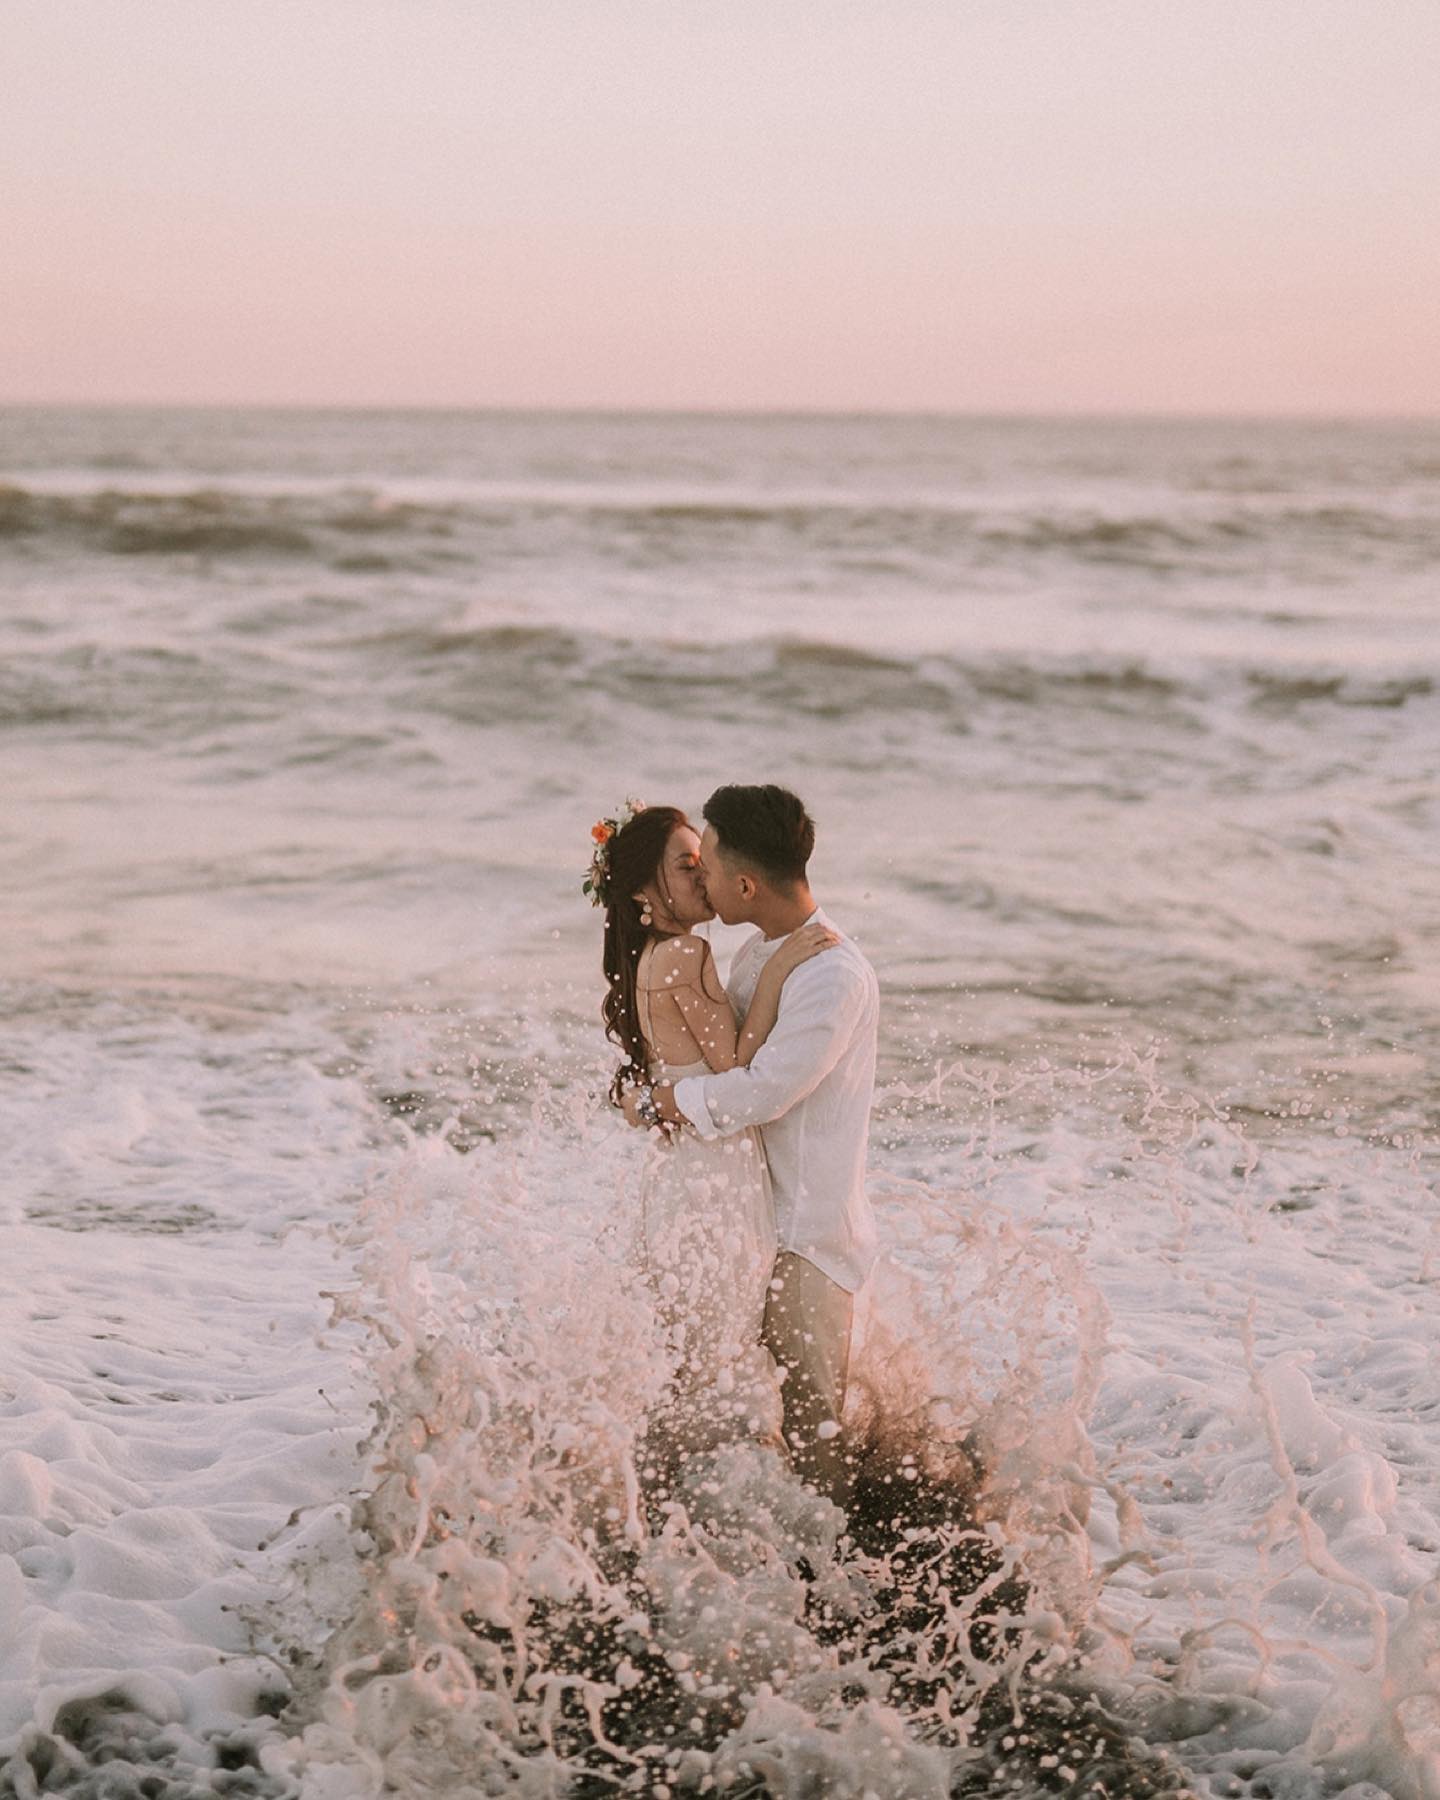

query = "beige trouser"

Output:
[[760, 1250, 854, 1501]]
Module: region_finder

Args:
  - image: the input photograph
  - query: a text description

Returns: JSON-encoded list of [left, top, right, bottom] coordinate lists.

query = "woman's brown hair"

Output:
[[599, 804, 689, 1104]]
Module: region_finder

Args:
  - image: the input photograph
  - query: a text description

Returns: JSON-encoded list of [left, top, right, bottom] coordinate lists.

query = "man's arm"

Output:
[[660, 959, 868, 1138]]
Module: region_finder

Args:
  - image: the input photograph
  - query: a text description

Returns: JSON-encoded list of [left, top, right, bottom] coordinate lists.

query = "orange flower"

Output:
[[591, 821, 613, 844]]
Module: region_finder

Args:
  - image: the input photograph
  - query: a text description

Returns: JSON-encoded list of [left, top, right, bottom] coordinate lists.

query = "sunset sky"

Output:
[[4, 0, 1438, 415]]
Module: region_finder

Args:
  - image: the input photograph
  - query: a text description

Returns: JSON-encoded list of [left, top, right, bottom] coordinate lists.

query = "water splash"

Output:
[[261, 1096, 1187, 1796]]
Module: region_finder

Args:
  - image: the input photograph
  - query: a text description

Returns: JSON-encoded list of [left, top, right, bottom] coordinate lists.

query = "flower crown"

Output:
[[582, 797, 647, 906]]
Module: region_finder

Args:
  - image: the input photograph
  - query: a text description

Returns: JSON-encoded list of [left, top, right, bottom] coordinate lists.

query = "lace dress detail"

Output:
[[635, 943, 779, 1463]]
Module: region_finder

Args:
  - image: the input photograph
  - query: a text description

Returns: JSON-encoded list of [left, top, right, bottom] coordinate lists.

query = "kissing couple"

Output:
[[586, 784, 879, 1502]]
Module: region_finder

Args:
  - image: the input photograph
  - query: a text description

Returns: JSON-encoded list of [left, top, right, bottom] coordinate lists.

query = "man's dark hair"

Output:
[[703, 784, 815, 888]]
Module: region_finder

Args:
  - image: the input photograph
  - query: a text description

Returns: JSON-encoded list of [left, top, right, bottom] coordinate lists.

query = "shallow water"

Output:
[[2, 407, 1438, 1796]]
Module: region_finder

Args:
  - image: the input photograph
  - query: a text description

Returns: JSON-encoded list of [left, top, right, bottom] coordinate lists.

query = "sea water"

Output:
[[1, 408, 1437, 1797]]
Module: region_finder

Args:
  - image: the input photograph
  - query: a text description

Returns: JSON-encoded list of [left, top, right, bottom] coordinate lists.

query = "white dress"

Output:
[[636, 961, 780, 1462]]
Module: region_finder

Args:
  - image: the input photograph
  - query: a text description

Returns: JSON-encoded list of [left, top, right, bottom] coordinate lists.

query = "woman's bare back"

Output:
[[636, 936, 738, 1074]]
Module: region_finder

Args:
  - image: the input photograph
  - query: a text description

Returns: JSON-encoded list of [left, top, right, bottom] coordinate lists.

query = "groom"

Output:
[[628, 783, 879, 1500]]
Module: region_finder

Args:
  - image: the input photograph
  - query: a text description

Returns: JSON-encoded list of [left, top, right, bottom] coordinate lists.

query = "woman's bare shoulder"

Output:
[[638, 933, 712, 990]]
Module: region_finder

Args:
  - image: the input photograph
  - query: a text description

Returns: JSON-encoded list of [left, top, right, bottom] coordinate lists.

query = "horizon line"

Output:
[[2, 398, 1438, 427]]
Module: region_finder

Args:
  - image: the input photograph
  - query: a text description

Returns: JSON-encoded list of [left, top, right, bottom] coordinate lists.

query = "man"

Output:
[[626, 783, 879, 1499]]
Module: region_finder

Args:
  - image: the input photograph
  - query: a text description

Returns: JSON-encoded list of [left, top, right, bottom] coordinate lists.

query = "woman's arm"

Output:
[[731, 922, 839, 1067], [663, 955, 870, 1136], [658, 925, 840, 1079]]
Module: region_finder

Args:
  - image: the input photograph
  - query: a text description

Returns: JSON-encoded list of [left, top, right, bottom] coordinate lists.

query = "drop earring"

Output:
[[639, 898, 654, 929]]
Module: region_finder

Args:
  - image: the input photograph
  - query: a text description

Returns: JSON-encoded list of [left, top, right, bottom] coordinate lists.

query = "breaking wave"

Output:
[[3, 618, 1433, 762], [0, 483, 461, 563], [2, 478, 1436, 579]]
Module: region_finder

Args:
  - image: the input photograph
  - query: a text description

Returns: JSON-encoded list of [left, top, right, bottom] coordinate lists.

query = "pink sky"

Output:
[[3, 0, 1438, 415]]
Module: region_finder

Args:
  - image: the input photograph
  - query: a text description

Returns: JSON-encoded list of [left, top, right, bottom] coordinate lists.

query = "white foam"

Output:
[[979, 1074, 1440, 1798], [3, 991, 1437, 1797], [0, 1002, 380, 1791]]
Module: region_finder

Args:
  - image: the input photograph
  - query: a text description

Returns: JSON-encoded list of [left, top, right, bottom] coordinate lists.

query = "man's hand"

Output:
[[620, 1086, 644, 1129]]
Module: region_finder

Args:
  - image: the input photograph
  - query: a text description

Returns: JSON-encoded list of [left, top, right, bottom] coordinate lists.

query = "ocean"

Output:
[[1, 406, 1437, 1798]]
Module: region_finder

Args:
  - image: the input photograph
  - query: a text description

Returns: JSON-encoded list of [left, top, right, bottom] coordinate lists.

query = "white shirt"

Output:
[[674, 908, 879, 1294]]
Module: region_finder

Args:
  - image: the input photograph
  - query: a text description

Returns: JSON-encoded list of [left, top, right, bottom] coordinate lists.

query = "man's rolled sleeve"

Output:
[[673, 961, 864, 1139]]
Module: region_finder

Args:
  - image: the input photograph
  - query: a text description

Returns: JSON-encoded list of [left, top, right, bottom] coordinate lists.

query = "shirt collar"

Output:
[[762, 904, 823, 943]]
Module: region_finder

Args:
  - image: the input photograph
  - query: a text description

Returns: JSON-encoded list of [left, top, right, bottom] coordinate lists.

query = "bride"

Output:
[[587, 799, 835, 1470]]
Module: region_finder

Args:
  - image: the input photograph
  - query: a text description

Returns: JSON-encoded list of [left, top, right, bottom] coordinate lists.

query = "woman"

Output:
[[587, 799, 835, 1466]]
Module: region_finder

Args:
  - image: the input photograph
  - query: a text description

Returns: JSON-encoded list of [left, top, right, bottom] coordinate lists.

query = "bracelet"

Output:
[[634, 1082, 662, 1128]]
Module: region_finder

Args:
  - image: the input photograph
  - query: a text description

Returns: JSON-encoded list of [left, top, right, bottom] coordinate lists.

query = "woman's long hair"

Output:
[[600, 804, 688, 1104]]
